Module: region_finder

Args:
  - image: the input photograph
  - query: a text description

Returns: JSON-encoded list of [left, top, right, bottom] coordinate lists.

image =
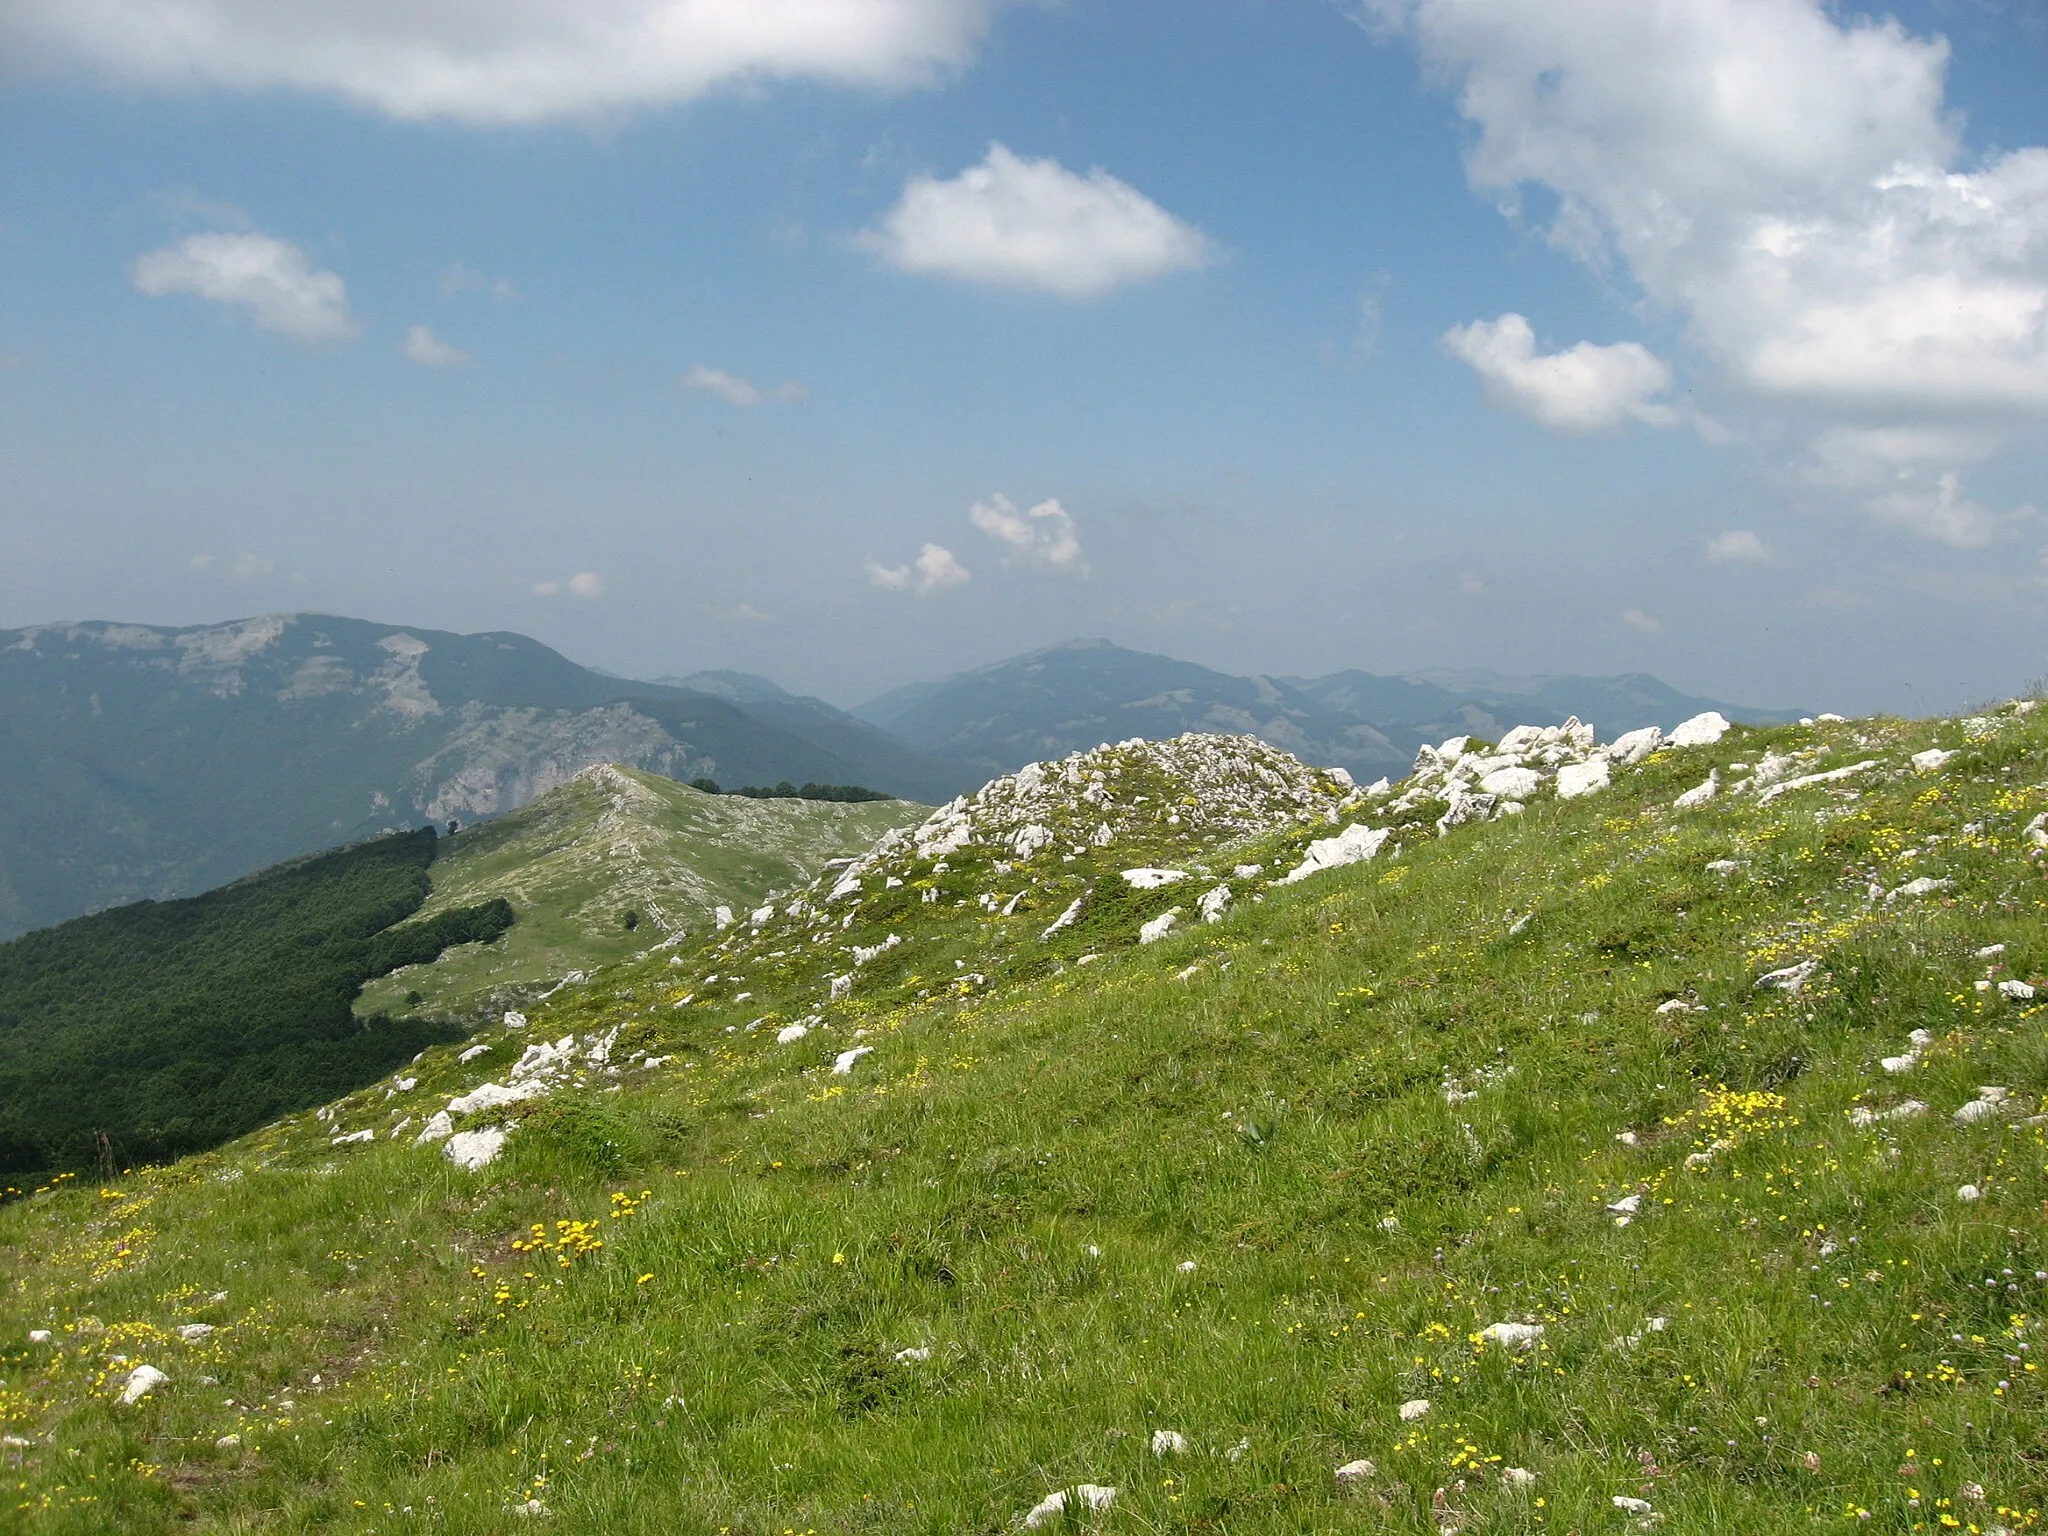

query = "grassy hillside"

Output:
[[5, 709, 2048, 1534], [354, 766, 926, 1024], [0, 828, 507, 1176]]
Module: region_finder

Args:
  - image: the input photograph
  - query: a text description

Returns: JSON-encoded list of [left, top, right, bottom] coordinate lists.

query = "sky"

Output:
[[1, 0, 2045, 717]]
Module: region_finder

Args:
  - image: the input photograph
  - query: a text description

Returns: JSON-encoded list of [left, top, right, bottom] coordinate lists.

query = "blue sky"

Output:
[[2, 0, 2045, 716]]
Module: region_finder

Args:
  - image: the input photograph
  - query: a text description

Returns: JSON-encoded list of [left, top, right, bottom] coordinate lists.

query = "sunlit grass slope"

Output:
[[6, 709, 2048, 1534], [354, 765, 925, 1022]]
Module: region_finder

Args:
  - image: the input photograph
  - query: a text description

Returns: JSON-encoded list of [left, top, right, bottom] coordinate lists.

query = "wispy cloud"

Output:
[[1705, 530, 1771, 564], [969, 493, 1086, 574], [533, 571, 606, 598], [440, 262, 518, 301], [133, 230, 355, 342], [1621, 607, 1662, 633], [401, 324, 469, 367], [683, 365, 808, 408]]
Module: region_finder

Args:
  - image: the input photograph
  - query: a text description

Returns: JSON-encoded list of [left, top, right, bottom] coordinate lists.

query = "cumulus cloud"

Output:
[[533, 571, 605, 598], [133, 231, 354, 342], [1442, 313, 1675, 431], [683, 365, 808, 407], [867, 543, 970, 593], [861, 143, 1212, 296], [1621, 607, 1662, 633], [968, 493, 1085, 573], [1372, 0, 2048, 539], [2, 0, 995, 124], [401, 324, 469, 367], [1705, 530, 1771, 564]]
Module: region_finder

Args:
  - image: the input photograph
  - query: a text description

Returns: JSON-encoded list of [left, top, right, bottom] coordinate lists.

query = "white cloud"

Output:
[[861, 143, 1212, 296], [3, 0, 994, 123], [1441, 313, 1675, 431], [1705, 530, 1771, 564], [866, 543, 970, 593], [133, 231, 354, 342], [188, 553, 215, 570], [1621, 607, 1662, 633], [1864, 472, 2008, 550], [683, 365, 808, 408], [533, 571, 606, 598], [401, 324, 469, 367], [968, 493, 1085, 573], [1373, 0, 2048, 539]]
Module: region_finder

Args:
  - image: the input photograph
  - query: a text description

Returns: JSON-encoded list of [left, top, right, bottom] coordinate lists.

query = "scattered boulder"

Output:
[[443, 1127, 507, 1171], [1667, 712, 1730, 747], [1277, 824, 1391, 884], [1555, 758, 1612, 799], [1139, 909, 1182, 945]]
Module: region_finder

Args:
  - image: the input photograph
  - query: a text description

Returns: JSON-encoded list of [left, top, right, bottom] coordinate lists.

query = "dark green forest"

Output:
[[686, 778, 894, 802], [0, 827, 512, 1177]]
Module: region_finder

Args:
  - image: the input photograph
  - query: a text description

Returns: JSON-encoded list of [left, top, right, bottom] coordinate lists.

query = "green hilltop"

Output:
[[4, 706, 2048, 1534], [353, 765, 927, 1025]]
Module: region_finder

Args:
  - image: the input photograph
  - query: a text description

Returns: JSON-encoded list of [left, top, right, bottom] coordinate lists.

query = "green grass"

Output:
[[6, 710, 2048, 1533], [353, 766, 925, 1024]]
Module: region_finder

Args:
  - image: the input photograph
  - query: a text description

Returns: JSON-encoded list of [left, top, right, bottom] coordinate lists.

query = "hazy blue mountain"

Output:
[[858, 640, 1802, 784], [0, 615, 959, 939], [656, 671, 977, 803], [854, 640, 1405, 784]]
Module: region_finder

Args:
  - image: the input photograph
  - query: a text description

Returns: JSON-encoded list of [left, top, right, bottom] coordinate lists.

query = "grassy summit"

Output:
[[353, 765, 926, 1024], [4, 709, 2047, 1533]]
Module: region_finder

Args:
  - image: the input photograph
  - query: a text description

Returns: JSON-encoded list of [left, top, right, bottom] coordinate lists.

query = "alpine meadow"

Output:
[[5, 0, 2048, 1532], [6, 703, 2048, 1533]]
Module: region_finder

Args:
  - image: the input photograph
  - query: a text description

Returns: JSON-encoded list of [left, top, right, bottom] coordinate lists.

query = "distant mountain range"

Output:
[[0, 615, 965, 941], [0, 617, 1798, 940], [854, 638, 1802, 785]]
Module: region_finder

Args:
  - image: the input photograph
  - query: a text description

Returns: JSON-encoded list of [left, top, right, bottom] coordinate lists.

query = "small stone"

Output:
[[1911, 748, 1954, 772], [119, 1364, 168, 1404], [1150, 1429, 1188, 1456], [1957, 1184, 1982, 1202], [1335, 1458, 1376, 1484], [1502, 1467, 1538, 1489], [1398, 1398, 1431, 1422]]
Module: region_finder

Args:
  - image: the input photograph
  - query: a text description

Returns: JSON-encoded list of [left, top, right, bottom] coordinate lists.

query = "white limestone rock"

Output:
[[1674, 770, 1720, 809], [1139, 909, 1183, 945], [1277, 824, 1391, 883], [1555, 758, 1611, 799], [444, 1127, 507, 1170], [1023, 1486, 1117, 1528], [119, 1364, 168, 1404], [1667, 711, 1730, 747]]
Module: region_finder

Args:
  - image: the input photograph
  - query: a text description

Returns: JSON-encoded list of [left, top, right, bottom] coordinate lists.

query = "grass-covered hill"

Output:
[[354, 766, 927, 1025], [0, 828, 510, 1177], [6, 704, 2048, 1534]]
